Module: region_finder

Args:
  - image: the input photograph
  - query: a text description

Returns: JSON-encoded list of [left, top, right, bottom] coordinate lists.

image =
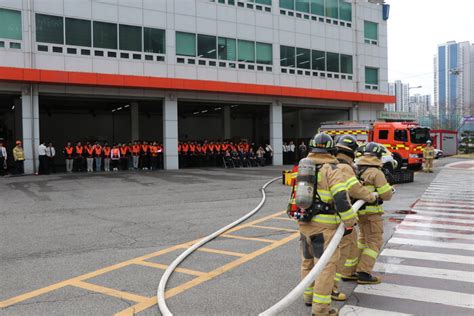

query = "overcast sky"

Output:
[[387, 0, 473, 96]]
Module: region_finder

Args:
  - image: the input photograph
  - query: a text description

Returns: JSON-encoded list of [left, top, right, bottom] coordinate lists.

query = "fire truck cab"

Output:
[[319, 121, 431, 169]]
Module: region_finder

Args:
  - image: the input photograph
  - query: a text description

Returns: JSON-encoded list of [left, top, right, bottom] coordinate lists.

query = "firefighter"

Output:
[[289, 132, 357, 316], [348, 142, 393, 284], [334, 135, 378, 298], [423, 140, 435, 173]]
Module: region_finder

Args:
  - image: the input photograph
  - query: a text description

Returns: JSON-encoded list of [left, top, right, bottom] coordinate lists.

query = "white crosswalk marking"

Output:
[[349, 168, 474, 313], [380, 248, 474, 265], [388, 237, 474, 251], [354, 283, 474, 309], [373, 262, 474, 283], [339, 305, 413, 316]]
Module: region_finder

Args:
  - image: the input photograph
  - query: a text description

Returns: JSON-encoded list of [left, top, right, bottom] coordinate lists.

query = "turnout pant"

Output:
[[299, 222, 340, 315], [335, 229, 358, 289], [424, 158, 433, 172], [355, 213, 383, 275]]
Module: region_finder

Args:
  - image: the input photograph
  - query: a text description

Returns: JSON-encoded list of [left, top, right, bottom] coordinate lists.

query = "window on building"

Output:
[[280, 45, 295, 67], [218, 37, 236, 61], [254, 0, 272, 4], [36, 14, 64, 44], [144, 27, 165, 54], [119, 24, 142, 51], [280, 0, 294, 10], [339, 0, 352, 21], [378, 130, 389, 140], [325, 0, 338, 19], [238, 40, 255, 62], [394, 129, 408, 142], [176, 32, 196, 56], [256, 42, 272, 65], [364, 21, 378, 42], [0, 8, 22, 40], [296, 47, 310, 69], [311, 50, 325, 70], [340, 54, 352, 74], [295, 0, 310, 13], [93, 21, 117, 49], [198, 34, 216, 59], [310, 0, 324, 15], [365, 67, 379, 85], [326, 52, 339, 72], [65, 18, 91, 47]]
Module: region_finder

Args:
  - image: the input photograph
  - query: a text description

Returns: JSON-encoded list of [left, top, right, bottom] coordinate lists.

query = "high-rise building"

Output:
[[409, 94, 432, 117], [434, 41, 474, 129], [386, 80, 409, 112]]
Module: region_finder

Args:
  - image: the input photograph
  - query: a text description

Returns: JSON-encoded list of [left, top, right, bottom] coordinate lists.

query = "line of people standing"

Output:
[[283, 140, 308, 165], [63, 141, 164, 173]]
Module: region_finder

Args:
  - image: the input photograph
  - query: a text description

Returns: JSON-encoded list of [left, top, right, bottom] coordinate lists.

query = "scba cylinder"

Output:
[[295, 158, 316, 209]]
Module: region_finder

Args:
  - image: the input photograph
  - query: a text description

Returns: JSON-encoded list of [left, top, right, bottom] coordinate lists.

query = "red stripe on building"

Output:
[[0, 66, 396, 104]]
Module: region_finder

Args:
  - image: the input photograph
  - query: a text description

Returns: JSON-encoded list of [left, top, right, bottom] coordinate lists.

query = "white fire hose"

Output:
[[157, 177, 282, 316], [259, 199, 366, 316]]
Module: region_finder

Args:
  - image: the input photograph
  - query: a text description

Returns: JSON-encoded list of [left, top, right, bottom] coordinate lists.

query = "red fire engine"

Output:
[[319, 121, 431, 169]]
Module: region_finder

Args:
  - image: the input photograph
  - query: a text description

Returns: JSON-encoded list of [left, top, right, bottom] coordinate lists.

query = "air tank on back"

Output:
[[295, 158, 317, 209]]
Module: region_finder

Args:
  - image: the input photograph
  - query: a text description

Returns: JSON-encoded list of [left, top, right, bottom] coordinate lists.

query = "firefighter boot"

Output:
[[341, 274, 358, 282], [331, 290, 346, 301], [312, 307, 339, 316], [357, 272, 381, 284]]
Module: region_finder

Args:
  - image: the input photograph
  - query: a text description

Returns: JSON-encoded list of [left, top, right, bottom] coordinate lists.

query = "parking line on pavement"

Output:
[[72, 281, 149, 303], [0, 210, 298, 314], [250, 224, 298, 232], [134, 261, 206, 277]]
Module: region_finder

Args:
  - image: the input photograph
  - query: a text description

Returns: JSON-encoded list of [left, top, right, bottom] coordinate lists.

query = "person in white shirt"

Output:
[[282, 142, 289, 164], [46, 142, 56, 173], [38, 141, 48, 175], [288, 140, 296, 165], [265, 143, 273, 165], [0, 140, 7, 176]]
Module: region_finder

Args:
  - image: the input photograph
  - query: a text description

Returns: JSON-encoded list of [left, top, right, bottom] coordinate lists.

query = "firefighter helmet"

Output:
[[363, 142, 384, 159], [336, 135, 359, 152], [310, 133, 335, 153]]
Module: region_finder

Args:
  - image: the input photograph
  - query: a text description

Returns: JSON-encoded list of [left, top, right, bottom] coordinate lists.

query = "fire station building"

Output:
[[0, 0, 394, 173]]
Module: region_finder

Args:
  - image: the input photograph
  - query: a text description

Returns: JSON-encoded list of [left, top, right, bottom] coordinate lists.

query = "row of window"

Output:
[[280, 45, 352, 74], [212, 0, 272, 12], [176, 32, 272, 65], [280, 0, 352, 22]]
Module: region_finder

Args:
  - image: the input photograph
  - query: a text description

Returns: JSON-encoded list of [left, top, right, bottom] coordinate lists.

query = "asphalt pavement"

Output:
[[0, 157, 466, 315]]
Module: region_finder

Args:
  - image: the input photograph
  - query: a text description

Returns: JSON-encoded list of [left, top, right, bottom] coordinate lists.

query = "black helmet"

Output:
[[363, 142, 384, 159], [310, 133, 335, 153], [336, 135, 358, 152]]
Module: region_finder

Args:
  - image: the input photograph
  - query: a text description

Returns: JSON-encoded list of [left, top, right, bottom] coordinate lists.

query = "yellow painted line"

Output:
[[0, 241, 195, 309], [220, 234, 275, 243], [114, 232, 300, 316], [134, 261, 205, 277], [225, 211, 286, 234], [195, 247, 247, 257], [250, 224, 298, 233], [272, 216, 295, 221], [72, 281, 148, 303]]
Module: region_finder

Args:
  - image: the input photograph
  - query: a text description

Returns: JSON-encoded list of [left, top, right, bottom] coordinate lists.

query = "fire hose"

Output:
[[157, 176, 282, 316], [259, 199, 367, 316]]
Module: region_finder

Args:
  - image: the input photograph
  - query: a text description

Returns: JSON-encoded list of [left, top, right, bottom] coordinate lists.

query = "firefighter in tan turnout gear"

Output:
[[288, 133, 357, 316], [423, 140, 435, 173], [332, 135, 378, 300], [342, 142, 393, 284]]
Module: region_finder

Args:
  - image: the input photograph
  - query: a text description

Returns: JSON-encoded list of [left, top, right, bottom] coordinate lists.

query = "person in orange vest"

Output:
[[93, 141, 103, 172], [64, 141, 75, 173], [157, 142, 164, 169], [120, 143, 129, 171], [150, 141, 159, 170], [132, 141, 141, 170], [84, 142, 94, 172], [141, 141, 150, 170], [103, 142, 111, 172], [181, 141, 189, 168], [127, 142, 133, 170], [110, 144, 121, 171], [74, 141, 84, 172], [189, 141, 196, 167]]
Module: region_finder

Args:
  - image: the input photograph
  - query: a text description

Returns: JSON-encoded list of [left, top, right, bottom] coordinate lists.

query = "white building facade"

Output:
[[0, 0, 393, 173]]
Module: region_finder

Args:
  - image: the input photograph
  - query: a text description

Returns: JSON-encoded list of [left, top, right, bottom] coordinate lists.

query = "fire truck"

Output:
[[319, 121, 432, 169]]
